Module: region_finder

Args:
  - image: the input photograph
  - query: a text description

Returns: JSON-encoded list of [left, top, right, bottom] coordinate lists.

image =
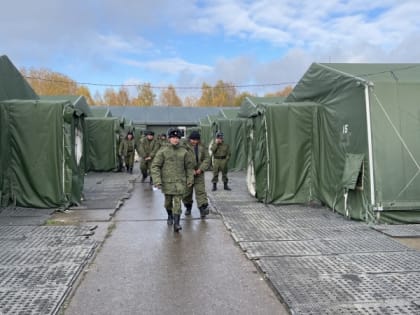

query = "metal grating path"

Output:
[[0, 225, 97, 315], [208, 171, 420, 315], [372, 224, 420, 237]]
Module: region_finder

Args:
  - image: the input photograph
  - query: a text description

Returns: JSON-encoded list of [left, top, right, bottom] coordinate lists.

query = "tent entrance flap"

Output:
[[342, 153, 364, 191]]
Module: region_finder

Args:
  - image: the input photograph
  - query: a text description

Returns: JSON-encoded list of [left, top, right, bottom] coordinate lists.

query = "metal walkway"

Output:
[[208, 172, 420, 315]]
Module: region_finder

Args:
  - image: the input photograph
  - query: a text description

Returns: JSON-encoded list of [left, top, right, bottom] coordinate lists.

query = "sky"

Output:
[[2, 0, 420, 99]]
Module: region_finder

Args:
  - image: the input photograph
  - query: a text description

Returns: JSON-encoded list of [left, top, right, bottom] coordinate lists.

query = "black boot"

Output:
[[199, 204, 209, 219], [184, 204, 192, 216], [129, 167, 133, 174], [173, 214, 182, 232], [224, 182, 231, 191], [149, 176, 153, 185], [141, 172, 147, 182], [166, 209, 173, 225], [212, 183, 217, 191]]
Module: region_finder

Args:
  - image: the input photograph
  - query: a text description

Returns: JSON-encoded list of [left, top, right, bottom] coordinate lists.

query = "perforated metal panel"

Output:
[[291, 301, 420, 315], [0, 286, 69, 315], [0, 225, 97, 315], [372, 224, 420, 237]]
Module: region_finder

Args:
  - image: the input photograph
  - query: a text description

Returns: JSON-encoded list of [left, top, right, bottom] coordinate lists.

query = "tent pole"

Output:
[[364, 82, 376, 207]]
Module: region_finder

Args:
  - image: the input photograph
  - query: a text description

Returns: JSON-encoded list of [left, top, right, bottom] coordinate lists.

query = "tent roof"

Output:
[[93, 106, 226, 125], [40, 95, 92, 116], [319, 63, 420, 83], [238, 96, 286, 118], [217, 108, 240, 120], [0, 55, 38, 101]]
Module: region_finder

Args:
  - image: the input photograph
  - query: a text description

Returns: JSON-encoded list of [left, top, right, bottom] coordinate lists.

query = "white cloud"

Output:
[[120, 58, 213, 75]]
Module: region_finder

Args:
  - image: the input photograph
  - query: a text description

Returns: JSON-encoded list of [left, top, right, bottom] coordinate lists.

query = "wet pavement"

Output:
[[63, 171, 287, 314]]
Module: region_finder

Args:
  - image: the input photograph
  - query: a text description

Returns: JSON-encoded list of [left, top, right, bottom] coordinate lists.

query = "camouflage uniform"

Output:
[[211, 133, 231, 190], [182, 134, 211, 218], [151, 128, 194, 232], [118, 135, 136, 173], [137, 133, 160, 182]]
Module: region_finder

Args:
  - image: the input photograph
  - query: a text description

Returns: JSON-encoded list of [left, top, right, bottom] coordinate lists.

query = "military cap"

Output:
[[216, 132, 224, 138], [167, 128, 182, 139], [189, 131, 201, 140], [144, 130, 155, 136]]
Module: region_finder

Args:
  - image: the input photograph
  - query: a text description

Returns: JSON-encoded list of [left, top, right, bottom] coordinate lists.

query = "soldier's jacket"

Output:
[[211, 142, 231, 160], [159, 138, 169, 148], [119, 139, 136, 156], [137, 138, 160, 159], [151, 144, 194, 195], [184, 142, 211, 172]]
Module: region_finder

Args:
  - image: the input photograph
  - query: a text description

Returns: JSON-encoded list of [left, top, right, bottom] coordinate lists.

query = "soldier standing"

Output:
[[158, 133, 168, 147], [182, 131, 210, 218], [118, 131, 135, 173], [151, 128, 194, 232], [137, 130, 160, 184], [211, 132, 231, 191]]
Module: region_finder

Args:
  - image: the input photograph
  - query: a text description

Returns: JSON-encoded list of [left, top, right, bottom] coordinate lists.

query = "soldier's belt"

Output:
[[214, 156, 226, 159]]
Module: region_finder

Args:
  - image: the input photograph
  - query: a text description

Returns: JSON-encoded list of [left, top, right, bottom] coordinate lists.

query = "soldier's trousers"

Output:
[[124, 152, 135, 169], [140, 159, 152, 175], [165, 194, 183, 215], [212, 159, 229, 183], [183, 173, 208, 208]]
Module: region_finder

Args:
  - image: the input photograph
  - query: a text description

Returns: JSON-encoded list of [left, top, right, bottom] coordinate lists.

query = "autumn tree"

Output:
[[197, 81, 237, 107], [159, 85, 182, 106], [234, 91, 254, 107], [132, 83, 155, 106], [212, 80, 236, 107], [76, 86, 95, 105], [184, 96, 198, 107], [21, 67, 78, 96], [264, 85, 293, 97], [94, 91, 104, 105], [197, 82, 212, 107]]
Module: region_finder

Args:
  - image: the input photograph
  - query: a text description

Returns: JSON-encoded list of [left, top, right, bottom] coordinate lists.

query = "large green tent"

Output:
[[0, 99, 85, 208], [286, 63, 420, 223], [0, 55, 38, 101], [85, 117, 120, 171]]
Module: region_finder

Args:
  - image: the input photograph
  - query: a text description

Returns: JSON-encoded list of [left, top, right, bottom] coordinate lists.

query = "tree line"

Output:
[[20, 67, 292, 107]]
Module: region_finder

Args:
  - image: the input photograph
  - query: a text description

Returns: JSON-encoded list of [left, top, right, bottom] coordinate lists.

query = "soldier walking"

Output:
[[151, 128, 194, 232], [118, 131, 136, 173], [137, 130, 160, 184], [182, 131, 210, 218], [211, 132, 231, 191]]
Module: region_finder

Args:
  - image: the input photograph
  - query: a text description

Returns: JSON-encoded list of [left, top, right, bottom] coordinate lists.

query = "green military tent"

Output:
[[238, 96, 287, 201], [284, 63, 420, 223], [85, 117, 120, 171], [0, 99, 85, 208], [0, 55, 38, 101]]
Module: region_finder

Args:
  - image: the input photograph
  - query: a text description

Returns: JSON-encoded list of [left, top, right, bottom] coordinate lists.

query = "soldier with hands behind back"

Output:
[[151, 128, 194, 232]]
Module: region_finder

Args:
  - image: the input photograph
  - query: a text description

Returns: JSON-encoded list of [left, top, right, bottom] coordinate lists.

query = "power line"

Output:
[[22, 75, 297, 90]]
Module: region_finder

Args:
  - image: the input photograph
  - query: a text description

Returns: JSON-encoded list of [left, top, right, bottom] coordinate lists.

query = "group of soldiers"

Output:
[[118, 128, 231, 232]]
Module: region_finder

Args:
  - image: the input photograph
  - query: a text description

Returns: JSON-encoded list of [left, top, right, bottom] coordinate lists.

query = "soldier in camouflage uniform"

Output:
[[182, 131, 210, 218], [151, 128, 194, 232], [211, 132, 232, 191], [118, 131, 136, 173], [158, 133, 168, 147], [137, 130, 160, 183]]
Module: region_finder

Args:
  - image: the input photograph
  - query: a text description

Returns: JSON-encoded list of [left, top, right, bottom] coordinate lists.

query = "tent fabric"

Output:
[[342, 154, 364, 190], [0, 100, 84, 208], [85, 117, 120, 171], [0, 55, 38, 101], [285, 62, 420, 223]]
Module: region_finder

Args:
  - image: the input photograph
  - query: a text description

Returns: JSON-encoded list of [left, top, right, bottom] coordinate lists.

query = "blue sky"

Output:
[[2, 0, 420, 99]]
